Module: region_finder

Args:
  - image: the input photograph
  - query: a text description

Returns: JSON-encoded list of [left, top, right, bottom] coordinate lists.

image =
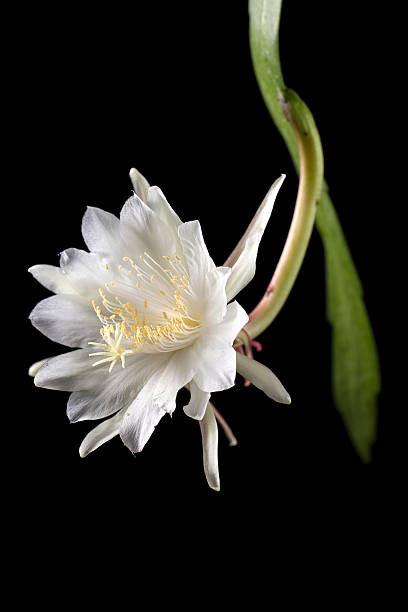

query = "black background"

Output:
[[11, 2, 399, 549]]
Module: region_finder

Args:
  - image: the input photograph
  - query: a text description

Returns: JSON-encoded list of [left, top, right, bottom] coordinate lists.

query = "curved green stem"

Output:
[[246, 89, 323, 339], [248, 0, 381, 462]]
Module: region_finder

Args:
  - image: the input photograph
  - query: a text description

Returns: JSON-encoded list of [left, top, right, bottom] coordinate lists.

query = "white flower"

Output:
[[29, 168, 290, 490]]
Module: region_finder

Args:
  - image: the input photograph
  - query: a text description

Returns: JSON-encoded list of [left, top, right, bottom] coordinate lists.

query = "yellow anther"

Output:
[[144, 300, 148, 309], [105, 263, 109, 271], [123, 256, 129, 261], [160, 290, 166, 296]]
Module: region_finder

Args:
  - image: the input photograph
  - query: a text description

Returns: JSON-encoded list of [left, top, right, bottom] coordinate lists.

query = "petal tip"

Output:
[[274, 390, 291, 405], [183, 404, 207, 421], [29, 358, 48, 378]]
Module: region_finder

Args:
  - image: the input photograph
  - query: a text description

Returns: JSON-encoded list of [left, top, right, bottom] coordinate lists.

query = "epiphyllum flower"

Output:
[[28, 168, 290, 490]]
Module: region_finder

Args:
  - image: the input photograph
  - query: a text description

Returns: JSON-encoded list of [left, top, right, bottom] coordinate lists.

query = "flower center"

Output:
[[88, 251, 201, 371]]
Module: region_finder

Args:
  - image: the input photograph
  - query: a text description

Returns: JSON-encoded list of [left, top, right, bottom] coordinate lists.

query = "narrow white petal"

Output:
[[224, 175, 286, 299], [28, 264, 77, 295], [34, 349, 105, 391], [29, 294, 99, 348], [183, 379, 210, 420], [225, 232, 261, 301], [199, 404, 220, 491], [79, 408, 126, 457], [236, 352, 291, 404], [129, 167, 150, 203], [146, 185, 182, 228], [28, 359, 48, 377]]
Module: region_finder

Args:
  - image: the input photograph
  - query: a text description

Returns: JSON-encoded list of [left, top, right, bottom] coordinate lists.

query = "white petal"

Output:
[[67, 352, 167, 422], [34, 349, 106, 391], [214, 300, 248, 342], [29, 294, 99, 348], [201, 266, 232, 325], [183, 379, 210, 420], [59, 248, 105, 299], [120, 351, 195, 452], [79, 408, 126, 457], [178, 220, 217, 285], [81, 206, 127, 258], [192, 301, 248, 393], [146, 185, 182, 229], [199, 404, 220, 491], [178, 221, 231, 322], [119, 381, 166, 454], [236, 352, 291, 404], [225, 232, 262, 301], [193, 341, 236, 393], [28, 264, 77, 295], [129, 167, 150, 203], [120, 195, 182, 260], [28, 359, 48, 377], [224, 175, 286, 300]]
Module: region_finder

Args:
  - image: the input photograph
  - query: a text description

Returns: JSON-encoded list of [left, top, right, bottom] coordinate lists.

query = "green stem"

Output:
[[248, 0, 381, 461], [246, 89, 323, 339]]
